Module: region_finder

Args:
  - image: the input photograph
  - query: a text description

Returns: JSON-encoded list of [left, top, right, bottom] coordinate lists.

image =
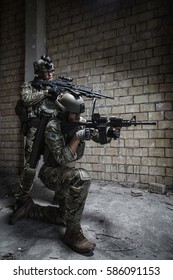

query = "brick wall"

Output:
[[0, 0, 25, 174], [0, 0, 172, 187], [47, 0, 173, 186]]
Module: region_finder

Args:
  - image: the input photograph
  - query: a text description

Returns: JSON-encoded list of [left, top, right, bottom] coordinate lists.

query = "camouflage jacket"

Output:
[[21, 80, 46, 106], [21, 78, 56, 119], [43, 117, 86, 167]]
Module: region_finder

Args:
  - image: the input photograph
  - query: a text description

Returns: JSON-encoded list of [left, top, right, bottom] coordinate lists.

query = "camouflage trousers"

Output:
[[38, 164, 91, 228], [15, 127, 38, 202]]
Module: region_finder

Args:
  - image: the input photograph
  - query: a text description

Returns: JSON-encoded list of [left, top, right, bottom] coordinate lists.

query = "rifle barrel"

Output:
[[113, 120, 157, 127], [134, 121, 157, 125], [74, 86, 114, 99]]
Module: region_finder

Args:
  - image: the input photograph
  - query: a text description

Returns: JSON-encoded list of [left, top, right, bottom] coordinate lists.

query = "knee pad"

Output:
[[78, 168, 91, 181], [63, 168, 91, 187]]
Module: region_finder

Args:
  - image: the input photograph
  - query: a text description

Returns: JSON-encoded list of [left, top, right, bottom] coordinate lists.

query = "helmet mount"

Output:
[[33, 54, 55, 74]]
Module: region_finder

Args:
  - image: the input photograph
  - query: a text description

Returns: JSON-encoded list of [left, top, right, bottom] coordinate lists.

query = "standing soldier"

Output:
[[11, 55, 58, 214]]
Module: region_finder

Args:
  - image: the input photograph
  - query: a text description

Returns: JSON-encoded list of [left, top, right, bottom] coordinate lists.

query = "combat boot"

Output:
[[28, 203, 66, 226], [63, 226, 96, 255], [9, 197, 34, 225], [9, 198, 66, 226]]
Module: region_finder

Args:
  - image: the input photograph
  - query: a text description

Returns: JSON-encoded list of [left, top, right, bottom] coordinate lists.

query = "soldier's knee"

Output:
[[78, 168, 91, 183], [63, 168, 91, 188]]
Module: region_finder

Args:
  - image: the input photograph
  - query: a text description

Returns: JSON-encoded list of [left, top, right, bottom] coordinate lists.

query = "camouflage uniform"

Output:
[[11, 89, 97, 254], [16, 79, 56, 202], [39, 117, 91, 227]]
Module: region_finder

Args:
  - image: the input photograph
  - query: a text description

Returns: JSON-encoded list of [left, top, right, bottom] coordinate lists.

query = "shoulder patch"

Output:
[[46, 132, 57, 141]]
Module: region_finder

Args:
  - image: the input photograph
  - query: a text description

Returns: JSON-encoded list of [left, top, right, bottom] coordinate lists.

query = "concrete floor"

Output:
[[0, 172, 173, 260]]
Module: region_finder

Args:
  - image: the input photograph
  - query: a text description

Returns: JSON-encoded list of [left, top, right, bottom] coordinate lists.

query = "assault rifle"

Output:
[[32, 76, 114, 100], [61, 99, 157, 144], [79, 114, 157, 144], [61, 113, 157, 145]]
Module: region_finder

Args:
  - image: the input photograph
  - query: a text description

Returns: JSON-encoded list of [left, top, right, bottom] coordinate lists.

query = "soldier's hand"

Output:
[[107, 127, 121, 140], [76, 128, 93, 142], [48, 86, 61, 95]]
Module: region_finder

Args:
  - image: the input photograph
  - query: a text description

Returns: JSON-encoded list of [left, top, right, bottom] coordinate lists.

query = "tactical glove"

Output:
[[76, 128, 93, 142], [45, 86, 61, 100], [107, 127, 121, 140], [49, 86, 60, 94]]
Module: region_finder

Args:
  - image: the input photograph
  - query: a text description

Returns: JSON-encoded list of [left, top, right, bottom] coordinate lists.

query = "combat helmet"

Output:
[[56, 92, 85, 114], [33, 55, 54, 74]]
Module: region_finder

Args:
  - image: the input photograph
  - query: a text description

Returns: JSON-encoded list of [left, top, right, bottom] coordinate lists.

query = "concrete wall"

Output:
[[25, 0, 46, 81], [0, 0, 173, 187], [0, 0, 46, 175], [46, 0, 173, 186], [0, 0, 25, 174]]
